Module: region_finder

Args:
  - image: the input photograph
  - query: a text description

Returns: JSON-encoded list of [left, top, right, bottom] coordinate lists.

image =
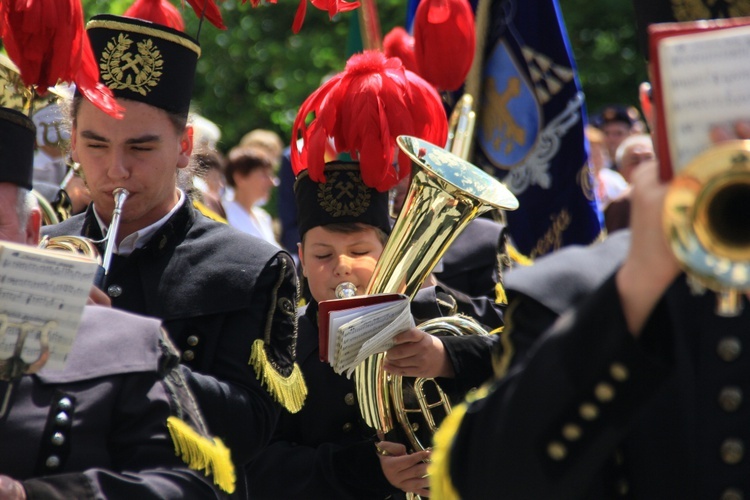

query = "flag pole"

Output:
[[464, 0, 491, 160], [358, 0, 383, 50]]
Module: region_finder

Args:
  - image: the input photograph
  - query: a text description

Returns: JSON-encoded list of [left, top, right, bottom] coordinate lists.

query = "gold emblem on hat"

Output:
[[318, 170, 371, 217], [100, 34, 163, 96], [671, 0, 750, 21]]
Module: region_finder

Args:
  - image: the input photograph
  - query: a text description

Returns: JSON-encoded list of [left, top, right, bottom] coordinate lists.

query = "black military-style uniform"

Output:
[[447, 230, 750, 499], [247, 288, 497, 499], [43, 200, 300, 470], [434, 217, 507, 301], [0, 305, 222, 499]]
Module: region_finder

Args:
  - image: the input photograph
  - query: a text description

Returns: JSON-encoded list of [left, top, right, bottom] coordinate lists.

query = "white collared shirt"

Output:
[[94, 189, 185, 257]]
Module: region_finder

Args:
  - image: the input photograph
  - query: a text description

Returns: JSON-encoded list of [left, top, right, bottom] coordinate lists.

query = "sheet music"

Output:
[[332, 300, 413, 377], [0, 242, 97, 370], [659, 25, 750, 173]]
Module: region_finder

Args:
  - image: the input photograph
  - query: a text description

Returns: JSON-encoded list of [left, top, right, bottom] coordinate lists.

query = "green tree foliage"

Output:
[[80, 0, 646, 146], [560, 0, 648, 120]]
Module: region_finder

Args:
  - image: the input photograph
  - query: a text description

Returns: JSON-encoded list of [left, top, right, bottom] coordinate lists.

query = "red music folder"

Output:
[[318, 293, 408, 364], [649, 16, 750, 181]]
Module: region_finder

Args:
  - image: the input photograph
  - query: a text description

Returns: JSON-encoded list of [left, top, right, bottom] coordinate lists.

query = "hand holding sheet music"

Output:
[[318, 293, 414, 377]]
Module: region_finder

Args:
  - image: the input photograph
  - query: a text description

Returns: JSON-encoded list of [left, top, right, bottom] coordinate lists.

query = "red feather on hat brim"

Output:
[[125, 0, 186, 31], [183, 0, 226, 30], [292, 51, 448, 192], [291, 0, 360, 33], [0, 0, 122, 118]]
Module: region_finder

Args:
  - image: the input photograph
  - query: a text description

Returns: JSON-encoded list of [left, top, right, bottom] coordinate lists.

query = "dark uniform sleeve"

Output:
[[447, 275, 674, 499], [184, 250, 302, 465], [411, 285, 501, 394], [21, 371, 222, 499], [247, 436, 396, 499]]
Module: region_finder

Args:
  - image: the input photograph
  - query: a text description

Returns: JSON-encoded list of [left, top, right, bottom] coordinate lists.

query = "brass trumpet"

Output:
[[664, 140, 750, 316], [354, 135, 518, 449]]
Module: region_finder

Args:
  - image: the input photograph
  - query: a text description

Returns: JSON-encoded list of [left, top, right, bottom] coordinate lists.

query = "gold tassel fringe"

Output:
[[167, 416, 236, 494], [250, 339, 308, 413]]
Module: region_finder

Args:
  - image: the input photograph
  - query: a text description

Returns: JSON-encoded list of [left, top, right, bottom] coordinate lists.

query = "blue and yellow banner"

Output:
[[472, 0, 602, 257]]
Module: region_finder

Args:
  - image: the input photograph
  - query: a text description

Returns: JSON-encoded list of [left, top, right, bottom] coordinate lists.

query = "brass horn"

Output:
[[353, 135, 518, 449], [39, 188, 130, 287], [664, 140, 750, 316]]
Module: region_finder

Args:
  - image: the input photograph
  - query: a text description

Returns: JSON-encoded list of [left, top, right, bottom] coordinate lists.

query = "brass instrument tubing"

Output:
[[98, 188, 129, 284]]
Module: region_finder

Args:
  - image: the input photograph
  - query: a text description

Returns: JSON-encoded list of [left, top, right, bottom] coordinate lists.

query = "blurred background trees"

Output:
[[80, 0, 646, 149]]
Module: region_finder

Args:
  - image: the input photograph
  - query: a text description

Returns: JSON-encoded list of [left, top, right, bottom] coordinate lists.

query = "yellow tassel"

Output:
[[494, 281, 508, 305], [250, 339, 308, 413], [506, 243, 533, 267], [167, 416, 236, 494]]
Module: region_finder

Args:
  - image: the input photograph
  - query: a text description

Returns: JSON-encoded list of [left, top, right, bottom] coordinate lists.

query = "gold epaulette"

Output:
[[167, 416, 236, 494], [250, 339, 308, 413]]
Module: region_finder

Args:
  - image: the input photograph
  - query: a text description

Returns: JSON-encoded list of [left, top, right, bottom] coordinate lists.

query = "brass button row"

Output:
[[717, 337, 741, 363], [547, 362, 629, 461]]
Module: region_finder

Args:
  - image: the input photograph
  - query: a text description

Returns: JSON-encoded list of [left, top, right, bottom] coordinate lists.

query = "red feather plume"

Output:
[[291, 0, 360, 34], [0, 0, 122, 118], [383, 27, 417, 73], [292, 50, 448, 192], [183, 0, 226, 30], [413, 0, 475, 91], [125, 0, 185, 31]]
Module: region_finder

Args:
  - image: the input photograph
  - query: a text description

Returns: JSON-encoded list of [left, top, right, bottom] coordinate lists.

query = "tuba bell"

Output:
[[664, 140, 750, 316], [353, 135, 518, 450]]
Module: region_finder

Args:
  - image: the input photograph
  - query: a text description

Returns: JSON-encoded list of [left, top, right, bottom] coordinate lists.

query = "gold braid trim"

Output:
[[429, 403, 466, 500], [167, 416, 236, 494], [86, 19, 201, 56], [192, 200, 227, 223], [506, 242, 533, 267], [250, 339, 308, 413], [492, 301, 518, 379], [429, 384, 492, 499]]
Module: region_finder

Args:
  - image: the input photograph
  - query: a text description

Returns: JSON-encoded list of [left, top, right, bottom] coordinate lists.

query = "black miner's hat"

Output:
[[85, 14, 200, 116], [0, 107, 35, 190], [295, 162, 392, 240]]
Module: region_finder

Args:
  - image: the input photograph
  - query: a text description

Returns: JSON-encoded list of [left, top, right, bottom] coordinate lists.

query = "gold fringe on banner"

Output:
[[167, 416, 236, 494], [250, 339, 308, 414]]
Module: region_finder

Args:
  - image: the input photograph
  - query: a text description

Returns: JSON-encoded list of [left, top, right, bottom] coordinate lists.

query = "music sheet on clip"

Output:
[[0, 242, 97, 370]]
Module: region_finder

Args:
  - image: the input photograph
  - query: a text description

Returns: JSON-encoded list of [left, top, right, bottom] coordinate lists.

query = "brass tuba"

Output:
[[353, 135, 518, 450], [664, 140, 750, 316]]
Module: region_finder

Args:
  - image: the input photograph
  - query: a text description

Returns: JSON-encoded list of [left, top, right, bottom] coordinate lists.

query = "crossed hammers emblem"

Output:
[[121, 52, 144, 75]]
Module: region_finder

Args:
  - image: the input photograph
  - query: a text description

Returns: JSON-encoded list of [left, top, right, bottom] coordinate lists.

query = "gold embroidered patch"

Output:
[[317, 170, 371, 218], [100, 34, 163, 96]]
